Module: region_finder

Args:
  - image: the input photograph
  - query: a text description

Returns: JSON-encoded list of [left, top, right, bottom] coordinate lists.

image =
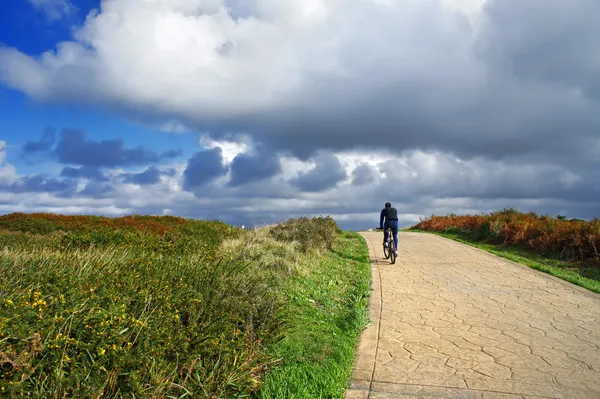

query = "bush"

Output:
[[411, 211, 600, 263], [269, 216, 340, 254], [0, 213, 187, 236]]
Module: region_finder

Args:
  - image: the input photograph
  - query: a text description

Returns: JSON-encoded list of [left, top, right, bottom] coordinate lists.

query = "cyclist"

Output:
[[379, 202, 399, 255]]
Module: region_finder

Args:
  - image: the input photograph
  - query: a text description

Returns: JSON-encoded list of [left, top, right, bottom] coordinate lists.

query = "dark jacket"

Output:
[[380, 207, 398, 228]]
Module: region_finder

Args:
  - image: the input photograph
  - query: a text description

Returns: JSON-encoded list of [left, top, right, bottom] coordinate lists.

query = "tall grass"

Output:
[[0, 213, 362, 398]]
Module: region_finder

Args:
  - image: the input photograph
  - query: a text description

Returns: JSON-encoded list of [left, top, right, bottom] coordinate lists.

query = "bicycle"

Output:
[[376, 227, 396, 264]]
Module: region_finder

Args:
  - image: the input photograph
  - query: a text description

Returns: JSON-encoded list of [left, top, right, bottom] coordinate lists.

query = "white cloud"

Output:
[[159, 121, 192, 134], [0, 141, 18, 185], [199, 135, 250, 163], [29, 0, 76, 21], [1, 0, 479, 121], [3, 0, 597, 166]]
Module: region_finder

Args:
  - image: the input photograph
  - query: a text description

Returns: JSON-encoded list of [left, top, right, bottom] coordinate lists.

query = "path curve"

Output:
[[345, 231, 600, 399]]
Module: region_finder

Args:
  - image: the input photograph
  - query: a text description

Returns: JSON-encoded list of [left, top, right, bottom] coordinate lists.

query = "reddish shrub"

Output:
[[0, 213, 189, 236], [412, 210, 600, 262]]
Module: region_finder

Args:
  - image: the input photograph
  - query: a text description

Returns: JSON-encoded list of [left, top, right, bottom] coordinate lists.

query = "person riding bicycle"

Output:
[[379, 202, 399, 255]]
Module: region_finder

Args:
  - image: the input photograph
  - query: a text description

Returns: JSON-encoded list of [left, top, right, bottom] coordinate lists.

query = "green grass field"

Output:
[[0, 213, 371, 398]]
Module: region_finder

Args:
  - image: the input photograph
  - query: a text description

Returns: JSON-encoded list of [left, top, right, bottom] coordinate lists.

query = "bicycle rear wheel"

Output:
[[390, 240, 396, 264]]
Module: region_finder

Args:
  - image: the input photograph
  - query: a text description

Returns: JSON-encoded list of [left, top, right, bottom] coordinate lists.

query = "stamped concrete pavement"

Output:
[[345, 231, 600, 399]]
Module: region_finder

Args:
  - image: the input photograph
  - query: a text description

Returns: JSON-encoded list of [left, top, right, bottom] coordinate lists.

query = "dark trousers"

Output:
[[383, 220, 399, 249]]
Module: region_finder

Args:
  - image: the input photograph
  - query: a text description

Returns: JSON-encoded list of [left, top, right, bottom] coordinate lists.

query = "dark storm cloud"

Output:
[[376, 154, 600, 204], [23, 127, 55, 153], [121, 166, 161, 185], [183, 148, 229, 191], [60, 166, 108, 181], [476, 0, 600, 99], [228, 147, 281, 187], [289, 153, 347, 192], [55, 129, 160, 167], [351, 164, 378, 186]]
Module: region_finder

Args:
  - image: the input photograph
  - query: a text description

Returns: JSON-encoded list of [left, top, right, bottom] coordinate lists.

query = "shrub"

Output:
[[269, 216, 340, 254], [411, 211, 600, 263]]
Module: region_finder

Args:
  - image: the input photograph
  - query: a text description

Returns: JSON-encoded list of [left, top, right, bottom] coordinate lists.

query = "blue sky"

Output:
[[1, 0, 599, 229], [0, 0, 196, 172], [1, 87, 195, 172]]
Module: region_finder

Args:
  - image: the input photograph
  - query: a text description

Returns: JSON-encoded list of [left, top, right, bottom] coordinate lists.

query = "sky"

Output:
[[1, 0, 599, 231]]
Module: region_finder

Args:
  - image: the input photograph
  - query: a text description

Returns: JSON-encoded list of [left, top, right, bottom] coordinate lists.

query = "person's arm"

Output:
[[379, 209, 385, 229]]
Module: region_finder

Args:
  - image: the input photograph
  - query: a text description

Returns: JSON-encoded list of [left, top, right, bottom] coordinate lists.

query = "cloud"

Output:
[[23, 127, 56, 153], [2, 0, 598, 164], [28, 0, 76, 22], [183, 148, 229, 191], [21, 128, 183, 167], [159, 148, 184, 160], [289, 152, 347, 192], [351, 164, 379, 186], [6, 174, 76, 194], [79, 182, 115, 197], [55, 129, 160, 167], [476, 0, 600, 99], [121, 166, 161, 185], [0, 141, 18, 185], [60, 166, 108, 181], [228, 147, 281, 186], [1, 147, 599, 231], [1, 0, 600, 228]]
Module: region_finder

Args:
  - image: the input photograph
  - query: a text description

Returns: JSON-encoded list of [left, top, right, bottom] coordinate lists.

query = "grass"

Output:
[[410, 228, 600, 295], [0, 213, 371, 398], [256, 231, 371, 399]]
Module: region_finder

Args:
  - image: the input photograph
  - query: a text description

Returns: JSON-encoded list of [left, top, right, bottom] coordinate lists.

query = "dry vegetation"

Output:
[[412, 208, 600, 263]]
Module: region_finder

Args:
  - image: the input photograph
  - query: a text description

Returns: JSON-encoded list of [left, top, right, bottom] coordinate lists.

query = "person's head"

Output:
[[385, 202, 391, 208]]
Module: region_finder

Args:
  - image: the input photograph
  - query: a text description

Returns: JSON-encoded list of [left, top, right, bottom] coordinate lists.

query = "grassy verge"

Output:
[[256, 231, 371, 399], [410, 229, 600, 295], [0, 214, 371, 398]]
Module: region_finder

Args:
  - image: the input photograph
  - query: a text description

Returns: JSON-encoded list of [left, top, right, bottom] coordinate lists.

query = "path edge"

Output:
[[344, 233, 382, 399]]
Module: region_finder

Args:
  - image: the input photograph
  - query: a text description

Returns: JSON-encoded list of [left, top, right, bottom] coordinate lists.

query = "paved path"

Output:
[[345, 231, 600, 399]]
